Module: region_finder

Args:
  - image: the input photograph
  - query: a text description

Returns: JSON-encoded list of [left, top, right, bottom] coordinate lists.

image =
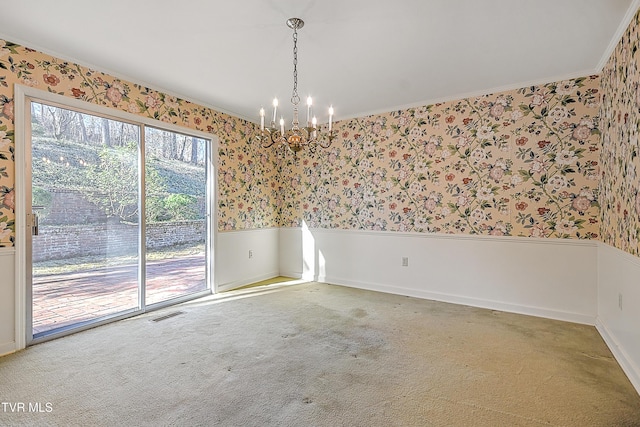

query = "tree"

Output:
[[45, 105, 75, 140], [145, 166, 169, 223], [101, 118, 111, 147], [76, 112, 88, 143], [85, 145, 166, 223], [190, 137, 199, 164], [164, 194, 198, 220]]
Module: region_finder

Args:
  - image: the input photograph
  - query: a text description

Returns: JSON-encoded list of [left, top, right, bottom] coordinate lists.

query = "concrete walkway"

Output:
[[33, 255, 207, 335]]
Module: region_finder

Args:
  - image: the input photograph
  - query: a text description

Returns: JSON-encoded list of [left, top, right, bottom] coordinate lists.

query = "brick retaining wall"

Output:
[[38, 189, 107, 225], [33, 220, 206, 262]]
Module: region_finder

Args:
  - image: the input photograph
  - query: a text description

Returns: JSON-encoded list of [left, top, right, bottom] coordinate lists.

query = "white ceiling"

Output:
[[0, 0, 637, 124]]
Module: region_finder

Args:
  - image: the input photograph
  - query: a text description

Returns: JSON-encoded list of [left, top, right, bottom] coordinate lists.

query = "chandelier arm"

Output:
[[315, 136, 334, 149], [260, 134, 278, 149], [307, 141, 318, 155], [257, 128, 285, 149]]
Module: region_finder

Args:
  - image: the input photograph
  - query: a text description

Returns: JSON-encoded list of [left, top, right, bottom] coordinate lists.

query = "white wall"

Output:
[[0, 248, 16, 356], [280, 227, 598, 325], [216, 227, 280, 291], [597, 243, 640, 393]]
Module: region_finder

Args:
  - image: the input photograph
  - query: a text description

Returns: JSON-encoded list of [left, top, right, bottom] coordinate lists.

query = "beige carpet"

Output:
[[1, 281, 639, 426]]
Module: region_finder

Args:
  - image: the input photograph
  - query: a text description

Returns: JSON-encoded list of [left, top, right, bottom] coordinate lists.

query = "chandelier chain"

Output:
[[291, 27, 300, 106]]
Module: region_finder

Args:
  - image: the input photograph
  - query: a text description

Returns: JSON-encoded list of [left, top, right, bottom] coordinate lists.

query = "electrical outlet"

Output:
[[619, 293, 623, 311], [402, 257, 409, 267], [249, 250, 253, 259]]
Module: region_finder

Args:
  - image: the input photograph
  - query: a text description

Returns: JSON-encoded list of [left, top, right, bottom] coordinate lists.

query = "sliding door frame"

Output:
[[14, 84, 218, 349]]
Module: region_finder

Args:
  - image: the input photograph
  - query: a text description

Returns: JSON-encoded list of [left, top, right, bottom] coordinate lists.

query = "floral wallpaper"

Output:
[[600, 9, 640, 257], [278, 76, 602, 239], [0, 37, 606, 247], [0, 38, 279, 246]]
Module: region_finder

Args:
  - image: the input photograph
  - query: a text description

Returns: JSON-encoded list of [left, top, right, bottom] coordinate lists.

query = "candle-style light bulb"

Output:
[[272, 98, 278, 123], [280, 117, 285, 135], [306, 96, 313, 126], [312, 116, 317, 137], [328, 106, 334, 132], [259, 108, 265, 131]]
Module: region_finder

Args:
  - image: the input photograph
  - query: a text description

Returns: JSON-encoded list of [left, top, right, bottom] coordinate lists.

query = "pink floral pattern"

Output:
[[0, 37, 606, 247], [0, 39, 278, 245], [600, 9, 640, 256], [279, 77, 601, 239]]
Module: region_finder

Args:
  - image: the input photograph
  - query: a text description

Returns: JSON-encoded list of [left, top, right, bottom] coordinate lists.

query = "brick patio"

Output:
[[33, 255, 208, 335]]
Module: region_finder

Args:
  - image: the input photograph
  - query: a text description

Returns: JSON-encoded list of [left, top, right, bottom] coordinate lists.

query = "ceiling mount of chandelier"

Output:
[[257, 17, 336, 155]]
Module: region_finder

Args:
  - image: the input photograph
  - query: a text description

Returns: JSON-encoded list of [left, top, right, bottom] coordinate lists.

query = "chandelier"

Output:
[[257, 18, 335, 154]]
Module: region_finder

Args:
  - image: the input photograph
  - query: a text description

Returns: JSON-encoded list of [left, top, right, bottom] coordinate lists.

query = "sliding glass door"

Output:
[[144, 127, 209, 306], [30, 103, 142, 336], [27, 99, 212, 341]]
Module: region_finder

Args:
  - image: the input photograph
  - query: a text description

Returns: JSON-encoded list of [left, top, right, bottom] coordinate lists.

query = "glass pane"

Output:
[[31, 102, 141, 336], [144, 127, 208, 305]]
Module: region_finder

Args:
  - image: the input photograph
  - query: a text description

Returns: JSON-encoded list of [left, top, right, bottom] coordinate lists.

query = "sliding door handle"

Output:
[[28, 212, 39, 236], [33, 213, 39, 236]]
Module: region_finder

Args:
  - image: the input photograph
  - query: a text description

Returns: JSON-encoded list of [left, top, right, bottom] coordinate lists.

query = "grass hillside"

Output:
[[32, 137, 205, 196]]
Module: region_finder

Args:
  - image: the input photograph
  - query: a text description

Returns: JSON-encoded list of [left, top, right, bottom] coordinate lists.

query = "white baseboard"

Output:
[[0, 341, 16, 357], [216, 270, 281, 292], [597, 243, 640, 395], [596, 318, 640, 395], [323, 275, 596, 325], [278, 270, 303, 280], [277, 266, 593, 324]]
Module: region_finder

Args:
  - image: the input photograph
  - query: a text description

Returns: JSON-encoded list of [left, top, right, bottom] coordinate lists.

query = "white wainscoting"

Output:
[[597, 243, 640, 394], [216, 227, 280, 292], [280, 227, 598, 325], [0, 248, 16, 356]]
